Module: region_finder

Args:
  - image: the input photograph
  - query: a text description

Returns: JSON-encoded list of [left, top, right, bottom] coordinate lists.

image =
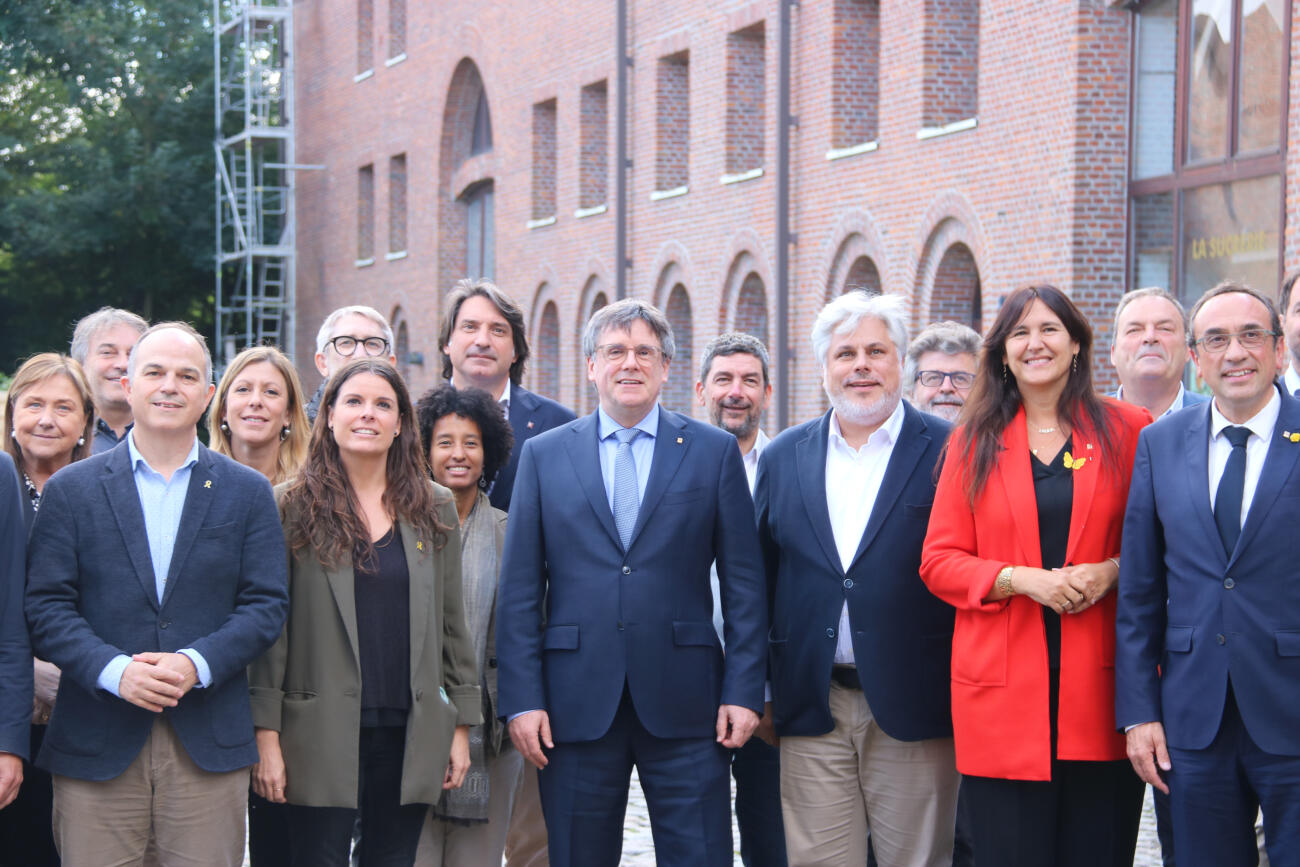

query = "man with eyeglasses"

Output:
[[1118, 280, 1300, 867], [497, 299, 767, 866], [904, 321, 981, 423], [305, 306, 397, 422]]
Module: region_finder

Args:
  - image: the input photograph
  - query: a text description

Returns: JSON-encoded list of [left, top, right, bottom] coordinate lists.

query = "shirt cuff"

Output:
[[508, 709, 542, 722], [178, 649, 212, 688], [97, 655, 132, 697], [1124, 722, 1155, 733]]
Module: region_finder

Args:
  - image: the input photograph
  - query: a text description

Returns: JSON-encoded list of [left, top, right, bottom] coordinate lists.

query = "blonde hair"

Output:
[[4, 353, 95, 477], [208, 346, 310, 485]]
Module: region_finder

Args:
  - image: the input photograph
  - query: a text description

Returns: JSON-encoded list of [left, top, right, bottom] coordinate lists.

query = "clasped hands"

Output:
[[120, 651, 198, 712], [1009, 560, 1119, 615]]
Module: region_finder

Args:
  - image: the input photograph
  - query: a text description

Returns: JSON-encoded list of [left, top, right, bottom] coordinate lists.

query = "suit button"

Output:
[[617, 621, 625, 631], [1224, 577, 1235, 589], [159, 620, 170, 629], [622, 566, 631, 575], [1216, 633, 1226, 645], [826, 628, 835, 638], [843, 578, 854, 589]]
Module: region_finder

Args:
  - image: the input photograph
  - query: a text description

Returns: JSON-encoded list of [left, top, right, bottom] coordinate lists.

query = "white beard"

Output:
[[827, 383, 901, 430]]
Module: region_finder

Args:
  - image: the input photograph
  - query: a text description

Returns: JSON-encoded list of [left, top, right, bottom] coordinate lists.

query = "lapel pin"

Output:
[[1288, 432, 1300, 443], [1086, 442, 1093, 450], [416, 540, 424, 552], [1063, 451, 1086, 471], [676, 437, 683, 444], [527, 421, 535, 429], [203, 480, 212, 489]]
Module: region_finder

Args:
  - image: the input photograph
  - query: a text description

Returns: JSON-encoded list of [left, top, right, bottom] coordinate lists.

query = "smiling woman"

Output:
[[209, 346, 310, 486]]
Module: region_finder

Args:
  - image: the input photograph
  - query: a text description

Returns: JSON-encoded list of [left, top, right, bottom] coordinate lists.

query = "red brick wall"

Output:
[[921, 0, 978, 128], [656, 53, 690, 190], [579, 81, 609, 209], [930, 243, 979, 329], [726, 22, 766, 173], [532, 99, 558, 220], [832, 0, 881, 148]]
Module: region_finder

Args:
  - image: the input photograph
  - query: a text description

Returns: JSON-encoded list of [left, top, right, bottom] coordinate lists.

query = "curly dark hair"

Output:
[[282, 359, 450, 567], [415, 384, 515, 490]]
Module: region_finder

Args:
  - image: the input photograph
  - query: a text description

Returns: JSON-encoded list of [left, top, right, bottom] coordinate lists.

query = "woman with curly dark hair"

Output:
[[411, 385, 518, 867], [249, 359, 482, 867], [921, 285, 1151, 866]]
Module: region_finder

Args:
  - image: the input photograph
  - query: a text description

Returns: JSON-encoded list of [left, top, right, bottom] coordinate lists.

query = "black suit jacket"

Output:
[[0, 453, 32, 759], [489, 384, 577, 511]]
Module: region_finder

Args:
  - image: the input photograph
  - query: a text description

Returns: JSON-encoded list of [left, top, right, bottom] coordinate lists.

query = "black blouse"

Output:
[[1031, 436, 1073, 672], [354, 525, 411, 727]]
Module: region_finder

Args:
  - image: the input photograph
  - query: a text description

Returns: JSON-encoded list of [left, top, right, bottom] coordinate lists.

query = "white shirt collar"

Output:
[[597, 404, 660, 441], [1209, 387, 1281, 444], [498, 379, 512, 409], [828, 400, 905, 451], [1115, 382, 1189, 417]]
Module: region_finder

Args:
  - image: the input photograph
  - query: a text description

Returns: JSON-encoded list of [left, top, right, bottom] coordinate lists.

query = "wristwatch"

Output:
[[996, 566, 1015, 597]]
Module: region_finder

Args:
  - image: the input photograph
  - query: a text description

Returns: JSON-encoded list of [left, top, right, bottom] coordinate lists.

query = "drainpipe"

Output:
[[775, 0, 794, 428], [616, 0, 629, 299]]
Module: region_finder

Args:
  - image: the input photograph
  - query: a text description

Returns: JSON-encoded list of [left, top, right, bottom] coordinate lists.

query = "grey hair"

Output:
[[582, 298, 676, 360], [314, 305, 395, 354], [811, 291, 909, 368], [1110, 287, 1189, 345], [903, 321, 981, 387], [69, 307, 148, 364], [699, 332, 771, 385], [126, 321, 213, 385]]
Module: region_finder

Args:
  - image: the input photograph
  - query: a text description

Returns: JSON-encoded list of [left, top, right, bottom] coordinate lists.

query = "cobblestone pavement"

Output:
[[618, 772, 1166, 866]]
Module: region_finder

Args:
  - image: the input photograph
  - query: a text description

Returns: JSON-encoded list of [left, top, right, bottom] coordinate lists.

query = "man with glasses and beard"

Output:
[[904, 322, 980, 423]]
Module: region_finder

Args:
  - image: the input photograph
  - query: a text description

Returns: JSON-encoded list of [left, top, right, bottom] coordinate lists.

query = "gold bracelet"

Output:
[[1107, 556, 1120, 571], [996, 566, 1015, 597]]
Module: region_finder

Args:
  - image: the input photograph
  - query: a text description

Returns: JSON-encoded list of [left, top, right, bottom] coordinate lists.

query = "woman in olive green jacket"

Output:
[[249, 359, 482, 867]]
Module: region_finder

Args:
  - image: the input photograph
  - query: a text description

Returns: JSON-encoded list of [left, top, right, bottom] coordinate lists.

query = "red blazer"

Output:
[[920, 400, 1149, 781]]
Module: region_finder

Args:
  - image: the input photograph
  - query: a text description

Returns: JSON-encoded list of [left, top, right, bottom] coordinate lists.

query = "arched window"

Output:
[[534, 300, 560, 399], [931, 243, 982, 332], [734, 273, 769, 349], [663, 285, 694, 414], [439, 59, 496, 288], [579, 287, 609, 413], [844, 255, 881, 295]]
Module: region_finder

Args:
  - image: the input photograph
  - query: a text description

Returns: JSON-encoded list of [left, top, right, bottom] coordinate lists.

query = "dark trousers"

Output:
[[1154, 785, 1177, 867], [248, 789, 292, 866], [1168, 686, 1300, 867], [285, 727, 427, 867], [731, 735, 787, 867], [538, 686, 733, 867], [962, 758, 1144, 867], [0, 725, 59, 867]]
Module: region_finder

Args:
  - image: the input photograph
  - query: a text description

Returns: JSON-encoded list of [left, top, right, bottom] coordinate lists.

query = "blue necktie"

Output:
[[613, 428, 640, 550], [1214, 425, 1251, 556]]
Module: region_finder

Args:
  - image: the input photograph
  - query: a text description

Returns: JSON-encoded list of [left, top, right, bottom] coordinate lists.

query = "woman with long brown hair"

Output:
[[920, 285, 1150, 866], [249, 358, 481, 867]]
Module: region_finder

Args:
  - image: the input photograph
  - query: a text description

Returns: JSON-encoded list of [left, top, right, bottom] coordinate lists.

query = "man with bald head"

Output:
[[26, 322, 288, 866]]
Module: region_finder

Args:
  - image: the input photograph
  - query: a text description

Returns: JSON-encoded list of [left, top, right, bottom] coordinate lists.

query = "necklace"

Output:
[[1035, 426, 1057, 435]]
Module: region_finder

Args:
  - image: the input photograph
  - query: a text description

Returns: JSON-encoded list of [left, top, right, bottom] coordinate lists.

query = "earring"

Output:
[[76, 436, 86, 447], [1072, 354, 1079, 373], [280, 426, 290, 442], [394, 430, 400, 438], [220, 421, 230, 433], [1001, 363, 1008, 383], [478, 474, 489, 490]]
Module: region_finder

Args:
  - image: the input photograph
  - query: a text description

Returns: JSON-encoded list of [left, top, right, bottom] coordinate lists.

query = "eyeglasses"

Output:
[[595, 344, 666, 365], [915, 370, 975, 389], [1192, 329, 1277, 355], [328, 335, 390, 357]]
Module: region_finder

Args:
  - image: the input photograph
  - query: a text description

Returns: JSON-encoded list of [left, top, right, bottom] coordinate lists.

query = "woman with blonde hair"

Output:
[[209, 345, 310, 486]]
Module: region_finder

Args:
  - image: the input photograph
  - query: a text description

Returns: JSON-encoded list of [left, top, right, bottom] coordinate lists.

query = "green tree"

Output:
[[0, 1, 214, 372]]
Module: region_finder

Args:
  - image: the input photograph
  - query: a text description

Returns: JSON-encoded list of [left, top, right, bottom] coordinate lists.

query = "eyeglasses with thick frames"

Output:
[[595, 344, 666, 365], [1192, 329, 1277, 355], [328, 335, 390, 357], [915, 370, 975, 389]]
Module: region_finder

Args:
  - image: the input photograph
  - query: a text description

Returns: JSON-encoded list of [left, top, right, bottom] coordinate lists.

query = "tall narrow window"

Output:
[[357, 164, 375, 263], [357, 0, 374, 75], [579, 80, 609, 209], [921, 0, 979, 130], [725, 23, 766, 174], [532, 99, 558, 221], [388, 0, 406, 59], [931, 244, 982, 332], [663, 285, 694, 412], [734, 274, 770, 349], [655, 52, 690, 191], [832, 0, 880, 148], [535, 301, 561, 399], [464, 182, 494, 281], [388, 154, 407, 255]]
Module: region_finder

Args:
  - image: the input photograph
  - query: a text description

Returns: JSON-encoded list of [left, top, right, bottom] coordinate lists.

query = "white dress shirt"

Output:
[[1207, 388, 1280, 527], [1115, 383, 1192, 417], [826, 402, 905, 664]]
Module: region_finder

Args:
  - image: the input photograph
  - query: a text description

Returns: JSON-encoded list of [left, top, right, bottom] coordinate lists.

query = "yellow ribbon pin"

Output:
[[204, 480, 212, 488], [417, 540, 424, 552]]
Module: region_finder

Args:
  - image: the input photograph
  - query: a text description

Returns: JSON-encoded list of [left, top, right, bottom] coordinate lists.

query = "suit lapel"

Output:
[[400, 519, 431, 680], [1233, 390, 1300, 563], [325, 557, 361, 665], [796, 412, 843, 576], [1183, 403, 1223, 559], [627, 410, 688, 549], [848, 404, 929, 570], [1064, 419, 1099, 565], [565, 413, 622, 550], [160, 448, 218, 609], [103, 447, 160, 610], [996, 407, 1042, 567]]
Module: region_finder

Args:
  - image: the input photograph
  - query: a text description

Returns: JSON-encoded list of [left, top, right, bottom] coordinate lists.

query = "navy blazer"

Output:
[[496, 408, 768, 742], [756, 404, 955, 741], [489, 385, 577, 511], [0, 453, 33, 759], [1117, 388, 1300, 755], [25, 443, 289, 780]]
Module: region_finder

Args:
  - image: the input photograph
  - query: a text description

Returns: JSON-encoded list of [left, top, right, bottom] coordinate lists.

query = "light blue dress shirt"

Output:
[[96, 432, 212, 696], [596, 404, 658, 510]]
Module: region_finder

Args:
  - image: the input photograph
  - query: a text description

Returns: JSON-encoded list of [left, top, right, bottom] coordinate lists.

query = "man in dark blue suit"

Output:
[[1118, 281, 1300, 867], [497, 299, 767, 866], [438, 278, 576, 512], [25, 322, 288, 866], [755, 291, 958, 866], [0, 452, 33, 811]]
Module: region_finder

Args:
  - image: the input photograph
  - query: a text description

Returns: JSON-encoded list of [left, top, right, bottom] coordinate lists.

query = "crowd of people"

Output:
[[0, 272, 1295, 867]]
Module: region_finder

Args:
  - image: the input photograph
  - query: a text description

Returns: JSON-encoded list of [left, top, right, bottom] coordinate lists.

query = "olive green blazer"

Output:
[[249, 484, 482, 808]]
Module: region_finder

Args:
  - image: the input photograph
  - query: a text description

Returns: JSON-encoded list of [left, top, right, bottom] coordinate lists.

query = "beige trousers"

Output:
[[415, 746, 526, 866], [503, 763, 549, 866], [779, 682, 960, 867], [51, 716, 248, 867]]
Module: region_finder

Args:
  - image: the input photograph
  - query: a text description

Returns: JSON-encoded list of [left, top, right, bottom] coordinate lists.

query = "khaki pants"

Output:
[[416, 746, 526, 866], [780, 682, 959, 867], [51, 716, 248, 867], [503, 763, 549, 866]]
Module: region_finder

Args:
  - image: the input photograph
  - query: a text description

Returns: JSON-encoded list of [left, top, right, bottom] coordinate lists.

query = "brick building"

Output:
[[291, 0, 1298, 426]]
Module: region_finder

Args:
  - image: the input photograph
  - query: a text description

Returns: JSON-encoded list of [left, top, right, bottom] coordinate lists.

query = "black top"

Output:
[[1031, 436, 1073, 672], [354, 525, 411, 727]]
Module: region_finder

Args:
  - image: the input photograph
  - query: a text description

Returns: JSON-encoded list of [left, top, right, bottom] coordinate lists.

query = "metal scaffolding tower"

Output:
[[214, 0, 307, 369]]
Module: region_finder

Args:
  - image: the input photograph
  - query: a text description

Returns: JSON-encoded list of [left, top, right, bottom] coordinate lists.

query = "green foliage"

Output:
[[0, 0, 215, 371]]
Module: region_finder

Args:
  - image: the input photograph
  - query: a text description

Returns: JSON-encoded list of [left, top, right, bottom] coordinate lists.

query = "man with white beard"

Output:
[[904, 322, 981, 423], [754, 291, 959, 866]]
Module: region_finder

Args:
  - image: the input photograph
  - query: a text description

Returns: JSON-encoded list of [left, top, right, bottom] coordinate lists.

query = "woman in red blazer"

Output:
[[921, 285, 1151, 867]]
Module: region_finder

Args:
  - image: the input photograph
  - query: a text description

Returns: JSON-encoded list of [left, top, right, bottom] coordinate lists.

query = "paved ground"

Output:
[[618, 771, 1166, 866]]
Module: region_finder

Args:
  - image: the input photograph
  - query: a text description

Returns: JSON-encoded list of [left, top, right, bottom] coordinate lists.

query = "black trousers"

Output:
[[285, 726, 427, 867], [962, 758, 1144, 867]]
